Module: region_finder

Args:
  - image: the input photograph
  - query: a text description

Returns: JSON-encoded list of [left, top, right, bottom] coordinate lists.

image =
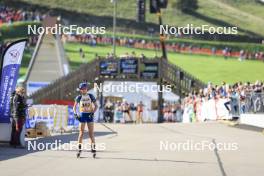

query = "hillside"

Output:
[[7, 0, 264, 38], [64, 42, 264, 85]]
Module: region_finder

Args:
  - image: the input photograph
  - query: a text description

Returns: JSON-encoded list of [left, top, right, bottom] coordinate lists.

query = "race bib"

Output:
[[79, 95, 94, 113]]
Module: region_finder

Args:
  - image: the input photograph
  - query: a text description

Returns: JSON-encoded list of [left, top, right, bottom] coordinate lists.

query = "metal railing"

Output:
[[29, 59, 99, 103], [162, 59, 206, 95]]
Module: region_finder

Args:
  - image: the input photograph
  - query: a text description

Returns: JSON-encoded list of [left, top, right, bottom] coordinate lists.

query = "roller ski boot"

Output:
[[91, 143, 96, 158], [76, 144, 82, 158]]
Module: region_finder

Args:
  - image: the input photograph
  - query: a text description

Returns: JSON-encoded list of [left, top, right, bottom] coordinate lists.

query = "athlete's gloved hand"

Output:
[[74, 113, 80, 120]]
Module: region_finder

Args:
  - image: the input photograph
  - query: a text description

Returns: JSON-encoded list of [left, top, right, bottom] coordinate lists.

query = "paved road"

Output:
[[1, 122, 264, 176]]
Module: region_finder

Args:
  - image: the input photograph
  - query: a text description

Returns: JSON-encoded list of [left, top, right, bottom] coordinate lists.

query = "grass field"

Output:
[[2, 21, 264, 52], [19, 48, 32, 77], [63, 42, 264, 85], [14, 0, 264, 37]]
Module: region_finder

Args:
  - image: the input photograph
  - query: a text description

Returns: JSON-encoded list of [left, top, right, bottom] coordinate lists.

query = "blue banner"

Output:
[[120, 58, 138, 74], [67, 106, 79, 127], [140, 62, 159, 79], [99, 60, 118, 76], [0, 40, 27, 123]]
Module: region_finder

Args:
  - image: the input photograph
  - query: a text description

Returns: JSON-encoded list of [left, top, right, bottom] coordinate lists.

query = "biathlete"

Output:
[[73, 82, 98, 158]]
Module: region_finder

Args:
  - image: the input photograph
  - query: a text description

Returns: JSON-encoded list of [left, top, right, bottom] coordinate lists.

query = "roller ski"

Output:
[[91, 143, 96, 158], [76, 144, 82, 158]]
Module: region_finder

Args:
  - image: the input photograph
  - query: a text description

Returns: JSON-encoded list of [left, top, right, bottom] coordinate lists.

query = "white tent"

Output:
[[90, 81, 179, 122]]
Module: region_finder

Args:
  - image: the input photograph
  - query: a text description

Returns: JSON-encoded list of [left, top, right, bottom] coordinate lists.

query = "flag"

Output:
[[0, 39, 27, 123]]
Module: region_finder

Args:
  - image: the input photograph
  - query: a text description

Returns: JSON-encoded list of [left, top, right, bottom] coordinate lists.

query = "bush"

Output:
[[0, 21, 41, 41]]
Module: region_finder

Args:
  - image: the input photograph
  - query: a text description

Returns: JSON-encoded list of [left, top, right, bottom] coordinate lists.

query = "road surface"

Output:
[[1, 122, 264, 176]]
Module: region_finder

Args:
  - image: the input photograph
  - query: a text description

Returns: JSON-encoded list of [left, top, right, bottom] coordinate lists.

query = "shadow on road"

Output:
[[78, 156, 212, 165]]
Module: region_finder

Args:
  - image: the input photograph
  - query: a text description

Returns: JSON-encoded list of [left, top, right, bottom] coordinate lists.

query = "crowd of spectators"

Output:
[[0, 5, 262, 61], [95, 80, 264, 124], [162, 102, 182, 122], [101, 99, 147, 124], [182, 80, 264, 122], [102, 99, 182, 123], [64, 34, 264, 61], [0, 5, 44, 25]]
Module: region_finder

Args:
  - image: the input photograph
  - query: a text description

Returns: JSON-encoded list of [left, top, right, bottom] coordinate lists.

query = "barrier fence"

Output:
[[182, 93, 264, 122], [26, 93, 264, 129], [25, 104, 157, 130], [244, 93, 264, 113], [26, 105, 78, 131]]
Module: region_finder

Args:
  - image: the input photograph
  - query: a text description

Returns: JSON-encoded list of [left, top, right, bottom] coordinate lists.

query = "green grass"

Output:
[[19, 48, 32, 77], [10, 0, 264, 86], [65, 43, 160, 70], [105, 32, 264, 52], [18, 42, 264, 85], [14, 0, 264, 36], [2, 21, 264, 52], [168, 53, 264, 85], [0, 21, 40, 41], [64, 42, 264, 85]]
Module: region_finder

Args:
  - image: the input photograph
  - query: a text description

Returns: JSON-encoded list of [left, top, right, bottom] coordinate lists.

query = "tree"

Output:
[[173, 0, 198, 13]]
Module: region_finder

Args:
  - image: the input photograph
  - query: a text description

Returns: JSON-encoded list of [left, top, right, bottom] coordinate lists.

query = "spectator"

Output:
[[136, 101, 144, 124], [182, 80, 264, 122], [10, 87, 27, 147]]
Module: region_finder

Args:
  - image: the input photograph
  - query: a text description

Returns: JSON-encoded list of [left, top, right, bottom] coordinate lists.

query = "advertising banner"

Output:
[[120, 58, 138, 74], [140, 62, 159, 79], [0, 40, 27, 123], [99, 60, 118, 76]]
